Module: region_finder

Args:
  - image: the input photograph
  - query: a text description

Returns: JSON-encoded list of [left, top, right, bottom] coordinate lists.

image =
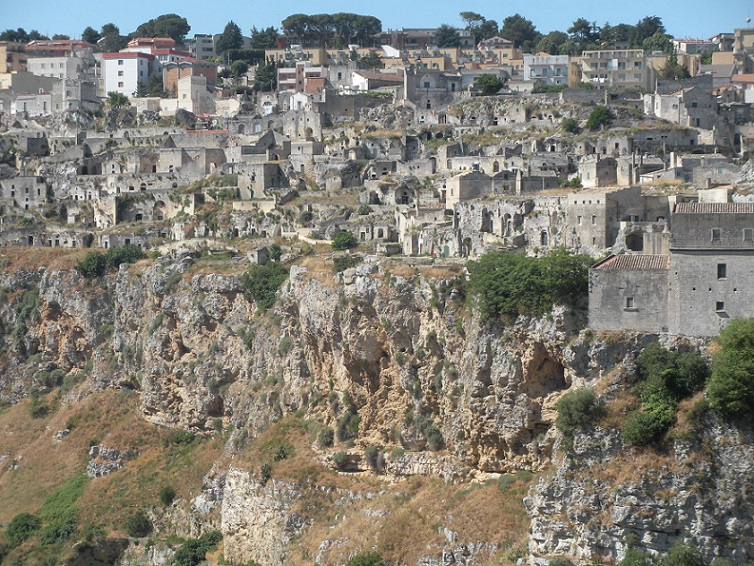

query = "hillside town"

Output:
[[2, 13, 754, 338]]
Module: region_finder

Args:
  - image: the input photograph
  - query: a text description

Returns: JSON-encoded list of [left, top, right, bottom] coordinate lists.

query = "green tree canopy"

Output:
[[500, 14, 541, 50], [254, 61, 277, 91], [81, 26, 101, 44], [536, 31, 568, 54], [474, 74, 504, 95], [250, 26, 279, 49], [106, 91, 130, 109], [281, 13, 381, 47], [331, 230, 359, 251], [231, 60, 249, 77], [586, 105, 611, 130], [434, 24, 461, 48], [706, 318, 754, 419], [460, 12, 498, 44], [216, 20, 243, 55], [133, 13, 190, 42], [467, 248, 592, 323]]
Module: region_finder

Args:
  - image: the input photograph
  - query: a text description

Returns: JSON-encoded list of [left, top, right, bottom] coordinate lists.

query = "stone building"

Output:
[[589, 202, 754, 337]]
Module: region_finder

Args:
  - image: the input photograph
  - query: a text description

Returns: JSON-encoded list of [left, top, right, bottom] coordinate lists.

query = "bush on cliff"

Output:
[[706, 318, 754, 420], [238, 262, 289, 311], [76, 244, 146, 277], [345, 552, 384, 566], [467, 248, 592, 322], [555, 388, 603, 439], [622, 342, 708, 446]]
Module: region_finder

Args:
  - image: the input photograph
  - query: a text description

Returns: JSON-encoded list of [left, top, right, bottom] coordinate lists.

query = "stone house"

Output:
[[589, 201, 754, 337]]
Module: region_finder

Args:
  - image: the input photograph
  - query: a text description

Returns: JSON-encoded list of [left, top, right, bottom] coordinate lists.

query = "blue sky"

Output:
[[4, 0, 752, 41]]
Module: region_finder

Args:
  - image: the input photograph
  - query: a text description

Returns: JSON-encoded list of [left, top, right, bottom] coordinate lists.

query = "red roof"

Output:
[[153, 49, 192, 57], [731, 74, 754, 84], [103, 52, 155, 60]]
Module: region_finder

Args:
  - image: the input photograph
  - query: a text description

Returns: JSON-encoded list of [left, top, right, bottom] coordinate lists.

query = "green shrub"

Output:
[[345, 552, 384, 566], [337, 410, 360, 441], [172, 530, 223, 566], [555, 388, 602, 437], [260, 462, 272, 485], [586, 105, 611, 130], [124, 511, 152, 538], [268, 243, 282, 261], [620, 548, 653, 565], [364, 446, 380, 470], [467, 249, 592, 322], [318, 426, 334, 447], [76, 251, 108, 277], [40, 474, 88, 524], [238, 262, 289, 311], [549, 558, 575, 566], [6, 513, 41, 548], [561, 117, 580, 133], [706, 318, 754, 419], [39, 514, 77, 545], [159, 485, 176, 506], [333, 255, 361, 273], [357, 204, 372, 215], [333, 451, 349, 468], [622, 409, 670, 446], [76, 244, 145, 277], [660, 539, 703, 566], [331, 230, 358, 251]]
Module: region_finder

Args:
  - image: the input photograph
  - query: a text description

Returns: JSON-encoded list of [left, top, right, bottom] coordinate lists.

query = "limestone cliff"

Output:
[[0, 253, 752, 565]]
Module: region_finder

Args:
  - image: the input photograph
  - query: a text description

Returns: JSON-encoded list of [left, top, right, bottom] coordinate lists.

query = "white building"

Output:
[[27, 56, 83, 80], [523, 54, 569, 86], [103, 52, 154, 96]]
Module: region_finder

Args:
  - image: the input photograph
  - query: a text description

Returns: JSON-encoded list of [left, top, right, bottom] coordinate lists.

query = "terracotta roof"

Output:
[[103, 52, 155, 60], [594, 254, 669, 270], [732, 74, 754, 84], [675, 202, 754, 214]]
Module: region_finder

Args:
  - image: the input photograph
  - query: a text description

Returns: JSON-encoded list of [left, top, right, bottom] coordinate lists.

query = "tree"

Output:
[[643, 30, 673, 54], [52, 34, 70, 40], [568, 18, 599, 43], [536, 31, 568, 55], [28, 30, 48, 41], [216, 21, 243, 56], [500, 14, 541, 50], [460, 11, 487, 44], [0, 28, 30, 43], [474, 74, 504, 95], [81, 26, 101, 44], [6, 513, 41, 548], [238, 263, 290, 311], [250, 26, 279, 49], [633, 16, 665, 46], [106, 91, 130, 109], [706, 318, 754, 419], [434, 24, 461, 48], [331, 230, 358, 251], [659, 51, 691, 80], [231, 60, 249, 78], [134, 13, 190, 43], [586, 105, 611, 130], [358, 50, 384, 70], [556, 388, 603, 438], [136, 74, 168, 98], [254, 61, 277, 91], [561, 117, 580, 133], [99, 23, 127, 52]]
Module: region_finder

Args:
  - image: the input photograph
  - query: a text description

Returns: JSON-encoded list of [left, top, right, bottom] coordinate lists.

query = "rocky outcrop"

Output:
[[526, 419, 754, 564]]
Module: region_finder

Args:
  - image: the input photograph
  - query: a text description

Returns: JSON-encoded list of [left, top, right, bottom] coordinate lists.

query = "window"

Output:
[[118, 70, 123, 76], [591, 215, 597, 225], [744, 228, 753, 242], [118, 59, 124, 65], [118, 82, 124, 88], [711, 228, 721, 242], [718, 263, 727, 279], [626, 297, 635, 309], [716, 301, 725, 312]]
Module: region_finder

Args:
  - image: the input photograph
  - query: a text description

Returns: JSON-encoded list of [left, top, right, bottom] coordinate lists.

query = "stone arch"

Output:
[[540, 230, 549, 246], [153, 200, 166, 221], [238, 124, 245, 134], [492, 160, 500, 173]]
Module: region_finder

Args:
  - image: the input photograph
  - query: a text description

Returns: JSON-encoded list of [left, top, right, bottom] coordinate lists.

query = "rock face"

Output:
[[0, 255, 753, 564], [527, 420, 754, 564], [87, 445, 139, 478]]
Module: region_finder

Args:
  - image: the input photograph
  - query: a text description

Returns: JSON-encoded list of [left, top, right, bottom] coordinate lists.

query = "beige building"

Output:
[[578, 49, 654, 89]]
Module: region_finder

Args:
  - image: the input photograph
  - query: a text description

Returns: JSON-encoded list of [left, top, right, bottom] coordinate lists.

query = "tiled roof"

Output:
[[594, 254, 669, 270], [675, 202, 754, 214]]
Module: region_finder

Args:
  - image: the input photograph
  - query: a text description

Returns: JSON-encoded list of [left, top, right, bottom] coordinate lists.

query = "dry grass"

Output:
[[0, 390, 223, 535], [231, 417, 533, 566], [599, 390, 640, 429], [0, 246, 87, 272]]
